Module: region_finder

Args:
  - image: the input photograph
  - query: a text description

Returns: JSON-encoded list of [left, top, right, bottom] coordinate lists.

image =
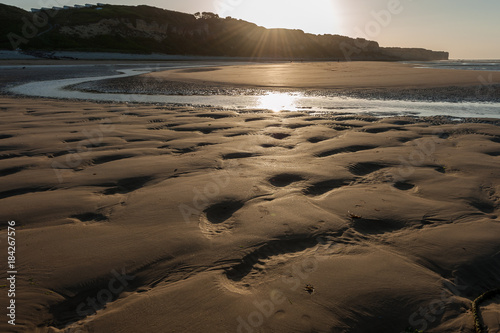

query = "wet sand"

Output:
[[76, 61, 500, 103], [0, 96, 500, 332], [149, 61, 500, 89]]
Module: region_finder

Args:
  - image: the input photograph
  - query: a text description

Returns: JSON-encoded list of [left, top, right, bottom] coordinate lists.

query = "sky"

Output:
[[4, 0, 500, 59]]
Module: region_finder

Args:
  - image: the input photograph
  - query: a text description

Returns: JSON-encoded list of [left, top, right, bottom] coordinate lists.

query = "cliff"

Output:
[[0, 4, 448, 61], [381, 47, 449, 61]]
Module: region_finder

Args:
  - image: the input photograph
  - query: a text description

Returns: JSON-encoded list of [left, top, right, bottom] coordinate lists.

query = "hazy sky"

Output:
[[4, 0, 500, 59]]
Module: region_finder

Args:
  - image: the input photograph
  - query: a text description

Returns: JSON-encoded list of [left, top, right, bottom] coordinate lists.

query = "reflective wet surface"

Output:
[[4, 63, 500, 118]]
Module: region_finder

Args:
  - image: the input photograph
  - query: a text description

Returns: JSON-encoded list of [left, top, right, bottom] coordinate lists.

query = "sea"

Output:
[[407, 60, 500, 72]]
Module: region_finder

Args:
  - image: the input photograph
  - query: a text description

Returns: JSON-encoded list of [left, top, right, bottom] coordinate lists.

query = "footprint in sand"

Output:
[[222, 152, 259, 160], [392, 181, 416, 191], [268, 174, 304, 187], [71, 212, 108, 223], [303, 179, 352, 196], [348, 162, 388, 176], [307, 136, 328, 143], [198, 200, 244, 238], [316, 145, 377, 158], [268, 133, 291, 140]]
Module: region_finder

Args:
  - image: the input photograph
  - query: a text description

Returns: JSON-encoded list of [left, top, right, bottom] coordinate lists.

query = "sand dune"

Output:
[[0, 97, 500, 332]]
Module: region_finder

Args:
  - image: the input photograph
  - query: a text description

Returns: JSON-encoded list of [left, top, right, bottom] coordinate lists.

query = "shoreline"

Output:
[[71, 75, 500, 103], [2, 61, 500, 119], [64, 61, 500, 104], [3, 92, 500, 124]]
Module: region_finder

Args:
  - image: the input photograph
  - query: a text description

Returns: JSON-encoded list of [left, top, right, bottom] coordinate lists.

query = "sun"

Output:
[[257, 92, 300, 112], [222, 0, 341, 36]]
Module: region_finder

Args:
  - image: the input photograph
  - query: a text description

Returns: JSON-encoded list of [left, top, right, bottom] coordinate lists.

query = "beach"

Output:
[[74, 61, 500, 103], [152, 61, 500, 89], [1, 61, 500, 332]]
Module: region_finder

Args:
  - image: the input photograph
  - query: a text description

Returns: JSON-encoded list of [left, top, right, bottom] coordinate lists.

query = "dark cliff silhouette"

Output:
[[0, 4, 449, 61]]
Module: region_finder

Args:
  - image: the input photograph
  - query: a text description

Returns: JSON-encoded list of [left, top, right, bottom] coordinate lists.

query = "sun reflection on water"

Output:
[[256, 92, 301, 112]]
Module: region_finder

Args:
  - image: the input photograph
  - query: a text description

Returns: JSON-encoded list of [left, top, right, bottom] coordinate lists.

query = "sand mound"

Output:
[[0, 97, 499, 332]]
